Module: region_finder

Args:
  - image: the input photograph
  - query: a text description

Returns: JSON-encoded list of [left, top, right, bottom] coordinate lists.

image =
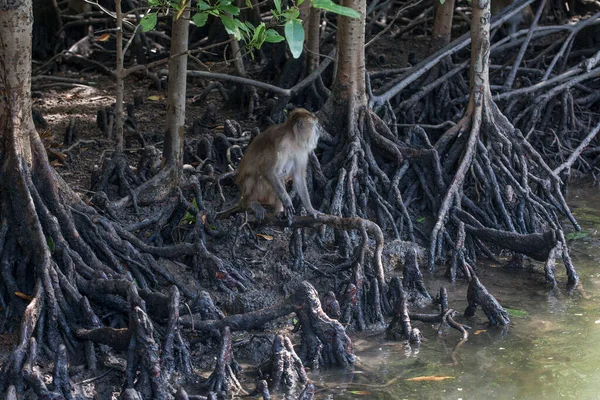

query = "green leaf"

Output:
[[274, 0, 282, 14], [297, 0, 305, 5], [439, 0, 445, 4], [221, 4, 240, 15], [245, 0, 252, 7], [567, 231, 589, 241], [181, 198, 198, 224], [234, 18, 251, 33], [505, 307, 529, 318], [140, 13, 158, 32], [312, 0, 360, 18], [284, 18, 304, 58], [264, 29, 285, 43], [285, 7, 300, 19], [198, 0, 211, 10], [416, 217, 425, 223], [220, 15, 241, 39], [148, 0, 161, 6], [47, 236, 55, 254], [192, 12, 209, 27]]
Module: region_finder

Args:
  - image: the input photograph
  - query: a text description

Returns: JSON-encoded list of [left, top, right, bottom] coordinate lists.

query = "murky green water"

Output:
[[314, 186, 600, 400]]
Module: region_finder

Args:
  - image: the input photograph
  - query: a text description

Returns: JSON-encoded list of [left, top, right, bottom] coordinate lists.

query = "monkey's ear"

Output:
[[295, 119, 305, 133]]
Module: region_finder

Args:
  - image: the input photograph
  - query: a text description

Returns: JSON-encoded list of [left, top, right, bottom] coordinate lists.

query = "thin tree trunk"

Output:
[[115, 0, 125, 154], [163, 4, 190, 170], [1, 0, 35, 164], [319, 0, 367, 130], [469, 0, 491, 101], [305, 7, 321, 74], [330, 0, 366, 106], [429, 0, 455, 53]]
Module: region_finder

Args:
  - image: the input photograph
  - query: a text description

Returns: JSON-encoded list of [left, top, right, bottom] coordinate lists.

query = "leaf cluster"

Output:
[[141, 0, 360, 59]]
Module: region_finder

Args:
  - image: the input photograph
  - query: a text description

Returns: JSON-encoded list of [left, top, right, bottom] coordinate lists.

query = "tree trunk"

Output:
[[1, 1, 195, 393], [319, 0, 367, 131], [300, 3, 321, 74], [429, 0, 455, 53], [163, 5, 190, 170], [112, 4, 190, 208], [115, 0, 125, 154]]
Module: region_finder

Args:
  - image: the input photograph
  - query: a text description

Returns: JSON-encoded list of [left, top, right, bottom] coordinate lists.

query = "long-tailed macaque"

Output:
[[491, 0, 534, 35], [218, 108, 321, 221]]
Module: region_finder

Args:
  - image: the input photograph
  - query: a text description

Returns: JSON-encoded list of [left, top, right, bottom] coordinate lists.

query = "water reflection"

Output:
[[313, 186, 600, 399]]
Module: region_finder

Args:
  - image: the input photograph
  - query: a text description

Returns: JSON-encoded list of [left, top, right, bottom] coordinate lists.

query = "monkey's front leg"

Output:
[[294, 168, 323, 219], [267, 172, 295, 224]]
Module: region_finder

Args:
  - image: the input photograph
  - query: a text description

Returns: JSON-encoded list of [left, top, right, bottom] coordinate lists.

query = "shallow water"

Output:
[[314, 185, 600, 400]]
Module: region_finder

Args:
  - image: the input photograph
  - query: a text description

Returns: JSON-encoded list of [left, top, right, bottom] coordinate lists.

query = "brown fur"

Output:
[[491, 0, 534, 35], [219, 108, 321, 220]]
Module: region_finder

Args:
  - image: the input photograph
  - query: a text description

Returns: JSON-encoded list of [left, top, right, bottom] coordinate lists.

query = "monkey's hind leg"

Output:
[[249, 201, 267, 220]]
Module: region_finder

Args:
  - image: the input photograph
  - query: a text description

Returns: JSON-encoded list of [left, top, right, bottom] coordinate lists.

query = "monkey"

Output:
[[491, 0, 534, 36], [217, 108, 322, 222]]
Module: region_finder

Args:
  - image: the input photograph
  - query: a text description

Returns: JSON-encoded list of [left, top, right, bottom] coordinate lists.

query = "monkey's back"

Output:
[[491, 0, 533, 30], [236, 126, 286, 205]]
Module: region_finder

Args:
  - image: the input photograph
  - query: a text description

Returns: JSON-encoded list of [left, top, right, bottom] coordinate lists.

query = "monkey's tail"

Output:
[[216, 204, 242, 220]]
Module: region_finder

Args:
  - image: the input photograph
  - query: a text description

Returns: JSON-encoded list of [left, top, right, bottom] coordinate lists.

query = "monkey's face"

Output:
[[294, 114, 320, 150]]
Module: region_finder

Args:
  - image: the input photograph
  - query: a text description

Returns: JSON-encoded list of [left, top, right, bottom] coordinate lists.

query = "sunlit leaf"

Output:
[[312, 0, 360, 18], [140, 13, 158, 32], [256, 233, 274, 241], [245, 0, 252, 7], [284, 18, 304, 59], [220, 15, 241, 39], [405, 376, 454, 382], [348, 391, 372, 395], [439, 0, 445, 4], [148, 0, 161, 6], [192, 12, 209, 27], [474, 329, 487, 335], [97, 33, 111, 42], [147, 95, 165, 101]]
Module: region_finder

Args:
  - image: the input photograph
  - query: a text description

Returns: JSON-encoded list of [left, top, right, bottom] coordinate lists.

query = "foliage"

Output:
[[143, 0, 360, 59]]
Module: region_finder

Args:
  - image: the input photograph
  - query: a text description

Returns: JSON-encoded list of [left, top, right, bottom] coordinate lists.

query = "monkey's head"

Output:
[[288, 108, 320, 150]]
